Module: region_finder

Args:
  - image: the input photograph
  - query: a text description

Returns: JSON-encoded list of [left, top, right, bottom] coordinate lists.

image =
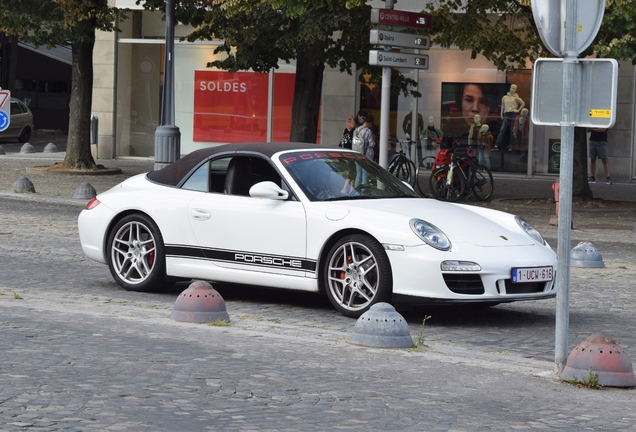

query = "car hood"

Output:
[[331, 198, 536, 247]]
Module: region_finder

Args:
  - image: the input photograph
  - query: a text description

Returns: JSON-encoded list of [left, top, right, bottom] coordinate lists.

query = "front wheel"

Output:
[[323, 234, 393, 318], [389, 155, 416, 185], [107, 214, 172, 292], [471, 164, 494, 201], [429, 166, 465, 202]]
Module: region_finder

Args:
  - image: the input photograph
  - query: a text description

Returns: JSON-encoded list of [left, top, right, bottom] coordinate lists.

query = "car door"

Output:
[[186, 155, 310, 278]]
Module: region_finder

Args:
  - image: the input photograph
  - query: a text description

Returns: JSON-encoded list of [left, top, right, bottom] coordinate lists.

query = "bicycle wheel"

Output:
[[390, 155, 415, 185], [471, 164, 494, 201], [429, 166, 465, 202], [458, 157, 475, 200], [416, 156, 436, 196]]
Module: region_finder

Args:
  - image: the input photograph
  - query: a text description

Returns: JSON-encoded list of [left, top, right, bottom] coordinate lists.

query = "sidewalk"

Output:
[[1, 147, 635, 245]]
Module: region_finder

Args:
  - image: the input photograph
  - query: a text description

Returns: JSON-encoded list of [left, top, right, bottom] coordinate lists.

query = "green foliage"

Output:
[[566, 367, 602, 389], [415, 315, 432, 348], [594, 0, 636, 63], [0, 0, 120, 47], [424, 0, 636, 67], [143, 0, 418, 97]]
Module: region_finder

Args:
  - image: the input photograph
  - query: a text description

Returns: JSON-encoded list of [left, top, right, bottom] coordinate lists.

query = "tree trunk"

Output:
[[289, 50, 324, 143], [63, 29, 97, 170], [572, 126, 593, 199]]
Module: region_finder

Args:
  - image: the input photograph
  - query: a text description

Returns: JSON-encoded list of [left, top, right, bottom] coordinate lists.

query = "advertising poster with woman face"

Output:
[[440, 83, 510, 144]]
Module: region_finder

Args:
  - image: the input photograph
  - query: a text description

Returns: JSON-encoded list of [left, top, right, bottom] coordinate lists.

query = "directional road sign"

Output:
[[531, 58, 618, 128], [370, 29, 430, 50], [371, 9, 432, 29], [369, 50, 429, 69], [0, 89, 10, 132]]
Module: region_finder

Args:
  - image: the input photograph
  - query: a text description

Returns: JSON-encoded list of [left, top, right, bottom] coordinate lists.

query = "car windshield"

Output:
[[279, 150, 419, 202]]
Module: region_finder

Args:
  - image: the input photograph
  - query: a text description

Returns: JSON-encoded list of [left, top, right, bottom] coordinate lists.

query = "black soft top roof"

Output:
[[147, 142, 329, 187]]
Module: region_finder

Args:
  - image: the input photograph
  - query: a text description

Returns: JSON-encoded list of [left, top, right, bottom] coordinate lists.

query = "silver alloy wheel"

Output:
[[110, 220, 157, 285], [327, 240, 379, 313]]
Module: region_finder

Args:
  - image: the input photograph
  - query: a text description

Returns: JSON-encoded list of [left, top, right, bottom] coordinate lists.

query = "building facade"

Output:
[[92, 0, 636, 182]]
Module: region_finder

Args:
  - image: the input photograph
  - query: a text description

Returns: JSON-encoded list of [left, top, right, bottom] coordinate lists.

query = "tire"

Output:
[[416, 156, 436, 196], [107, 214, 171, 292], [390, 156, 415, 185], [429, 166, 464, 202], [471, 164, 494, 201], [323, 234, 393, 318], [18, 127, 31, 143]]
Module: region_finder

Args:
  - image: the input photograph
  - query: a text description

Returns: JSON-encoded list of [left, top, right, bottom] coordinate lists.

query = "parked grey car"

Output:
[[0, 98, 34, 143]]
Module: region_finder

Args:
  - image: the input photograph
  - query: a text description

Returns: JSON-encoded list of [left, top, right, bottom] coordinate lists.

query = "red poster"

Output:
[[194, 70, 269, 143], [194, 70, 319, 143]]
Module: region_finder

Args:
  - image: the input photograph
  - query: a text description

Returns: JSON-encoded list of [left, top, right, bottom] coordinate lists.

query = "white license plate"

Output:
[[512, 266, 553, 283]]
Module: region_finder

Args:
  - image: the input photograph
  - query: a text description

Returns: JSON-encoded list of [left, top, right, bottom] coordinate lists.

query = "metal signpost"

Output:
[[369, 6, 432, 169], [530, 0, 609, 373], [371, 8, 432, 29], [0, 89, 11, 132], [368, 50, 429, 69]]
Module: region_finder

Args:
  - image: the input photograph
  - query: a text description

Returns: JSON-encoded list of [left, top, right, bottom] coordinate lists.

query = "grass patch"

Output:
[[566, 367, 602, 389], [208, 318, 231, 327], [414, 315, 432, 349], [13, 292, 23, 300]]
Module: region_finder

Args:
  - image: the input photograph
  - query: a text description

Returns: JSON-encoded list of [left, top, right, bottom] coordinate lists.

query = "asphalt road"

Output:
[[2, 192, 636, 430]]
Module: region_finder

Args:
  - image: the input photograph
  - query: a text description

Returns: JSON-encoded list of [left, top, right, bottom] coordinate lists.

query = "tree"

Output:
[[144, 0, 416, 143], [422, 0, 635, 200], [0, 0, 119, 170]]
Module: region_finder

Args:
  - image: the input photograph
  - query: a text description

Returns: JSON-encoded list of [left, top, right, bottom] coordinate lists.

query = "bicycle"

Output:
[[388, 138, 416, 185], [429, 145, 494, 202]]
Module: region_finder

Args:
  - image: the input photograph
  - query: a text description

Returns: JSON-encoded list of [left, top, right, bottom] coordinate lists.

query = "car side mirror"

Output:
[[249, 181, 289, 200]]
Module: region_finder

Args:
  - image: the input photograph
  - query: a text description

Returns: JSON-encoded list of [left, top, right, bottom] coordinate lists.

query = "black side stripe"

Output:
[[165, 245, 317, 272]]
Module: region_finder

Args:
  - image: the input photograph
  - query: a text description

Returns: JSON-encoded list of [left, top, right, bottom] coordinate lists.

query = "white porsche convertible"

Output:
[[78, 142, 556, 317]]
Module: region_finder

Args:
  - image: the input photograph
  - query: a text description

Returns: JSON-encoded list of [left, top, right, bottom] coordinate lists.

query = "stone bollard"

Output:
[[349, 303, 413, 348], [170, 280, 230, 323], [12, 176, 36, 193]]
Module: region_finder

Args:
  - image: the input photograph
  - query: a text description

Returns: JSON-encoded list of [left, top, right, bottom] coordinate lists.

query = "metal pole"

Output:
[[267, 68, 274, 142], [555, 0, 578, 374], [154, 0, 181, 171], [410, 66, 419, 164], [378, 0, 394, 169]]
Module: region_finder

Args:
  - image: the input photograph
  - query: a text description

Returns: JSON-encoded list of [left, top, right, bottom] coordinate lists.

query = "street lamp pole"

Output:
[[154, 0, 181, 171]]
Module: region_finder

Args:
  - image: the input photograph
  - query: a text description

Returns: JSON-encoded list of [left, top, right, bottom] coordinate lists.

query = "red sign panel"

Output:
[[193, 70, 317, 143], [371, 9, 432, 29]]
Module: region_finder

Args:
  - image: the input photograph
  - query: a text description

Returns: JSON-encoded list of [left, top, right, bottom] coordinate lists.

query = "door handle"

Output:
[[191, 208, 211, 221]]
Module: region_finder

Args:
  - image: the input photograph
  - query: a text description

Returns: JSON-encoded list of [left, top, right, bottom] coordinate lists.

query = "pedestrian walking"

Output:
[[587, 127, 613, 184]]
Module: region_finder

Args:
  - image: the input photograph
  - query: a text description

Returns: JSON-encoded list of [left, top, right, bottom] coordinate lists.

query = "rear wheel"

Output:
[[18, 127, 31, 143], [472, 164, 494, 201], [323, 234, 393, 318], [429, 166, 464, 202], [107, 214, 172, 292]]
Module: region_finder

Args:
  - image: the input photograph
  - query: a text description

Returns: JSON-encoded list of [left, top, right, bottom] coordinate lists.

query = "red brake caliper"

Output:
[[148, 242, 155, 267]]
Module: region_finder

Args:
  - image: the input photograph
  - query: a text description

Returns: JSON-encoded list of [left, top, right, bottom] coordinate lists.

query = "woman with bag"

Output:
[[351, 110, 376, 186], [352, 110, 375, 160]]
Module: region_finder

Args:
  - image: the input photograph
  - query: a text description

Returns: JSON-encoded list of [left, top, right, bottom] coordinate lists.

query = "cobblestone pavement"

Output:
[[2, 149, 636, 430]]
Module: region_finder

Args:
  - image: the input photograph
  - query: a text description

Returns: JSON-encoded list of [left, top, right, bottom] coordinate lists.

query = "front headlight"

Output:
[[515, 216, 546, 245], [410, 219, 451, 251]]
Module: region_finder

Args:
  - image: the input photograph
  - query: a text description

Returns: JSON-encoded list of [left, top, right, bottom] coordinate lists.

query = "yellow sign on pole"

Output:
[[589, 109, 611, 118]]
